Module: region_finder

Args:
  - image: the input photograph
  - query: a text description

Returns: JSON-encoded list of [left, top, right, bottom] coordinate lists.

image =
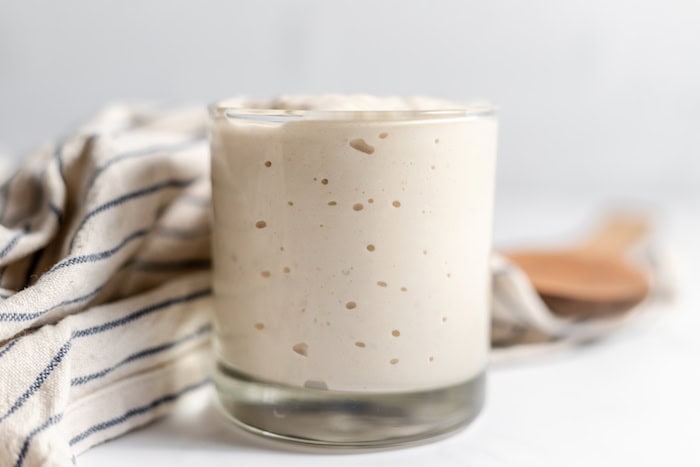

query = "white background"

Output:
[[1, 0, 699, 199]]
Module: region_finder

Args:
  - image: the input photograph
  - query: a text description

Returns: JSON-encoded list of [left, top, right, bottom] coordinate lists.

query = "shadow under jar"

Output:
[[209, 97, 497, 448]]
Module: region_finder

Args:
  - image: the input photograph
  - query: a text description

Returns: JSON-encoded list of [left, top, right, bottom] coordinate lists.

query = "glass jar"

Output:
[[209, 99, 497, 447]]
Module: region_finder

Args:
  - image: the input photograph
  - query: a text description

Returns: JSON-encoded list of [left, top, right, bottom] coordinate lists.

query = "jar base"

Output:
[[214, 363, 486, 449]]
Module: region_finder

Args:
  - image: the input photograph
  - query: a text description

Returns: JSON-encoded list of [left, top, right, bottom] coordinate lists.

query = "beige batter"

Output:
[[210, 95, 497, 392]]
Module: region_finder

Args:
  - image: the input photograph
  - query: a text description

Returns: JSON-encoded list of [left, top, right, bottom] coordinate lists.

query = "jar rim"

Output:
[[209, 100, 496, 122]]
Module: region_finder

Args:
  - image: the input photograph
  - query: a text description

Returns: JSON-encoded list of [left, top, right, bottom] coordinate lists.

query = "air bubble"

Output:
[[292, 342, 309, 357], [349, 138, 375, 155]]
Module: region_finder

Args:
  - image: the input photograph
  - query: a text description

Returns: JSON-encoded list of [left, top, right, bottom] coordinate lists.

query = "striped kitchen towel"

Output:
[[0, 104, 663, 466], [0, 105, 212, 467]]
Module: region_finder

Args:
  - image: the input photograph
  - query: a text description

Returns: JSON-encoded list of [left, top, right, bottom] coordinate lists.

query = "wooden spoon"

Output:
[[505, 215, 651, 319]]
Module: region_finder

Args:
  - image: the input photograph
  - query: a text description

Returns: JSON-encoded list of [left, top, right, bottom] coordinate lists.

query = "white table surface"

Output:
[[81, 194, 700, 467]]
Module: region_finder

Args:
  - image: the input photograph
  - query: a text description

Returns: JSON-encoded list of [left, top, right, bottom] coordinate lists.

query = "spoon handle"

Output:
[[576, 214, 650, 256]]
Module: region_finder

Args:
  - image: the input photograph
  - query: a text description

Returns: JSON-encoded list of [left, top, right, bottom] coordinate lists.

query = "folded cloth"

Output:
[[0, 105, 657, 466]]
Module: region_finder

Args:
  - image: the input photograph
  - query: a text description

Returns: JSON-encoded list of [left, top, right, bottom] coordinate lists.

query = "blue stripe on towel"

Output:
[[67, 178, 195, 253], [73, 288, 211, 338], [0, 282, 107, 322], [0, 289, 211, 424], [14, 413, 64, 467], [0, 340, 73, 423], [0, 225, 30, 259], [0, 203, 63, 271], [0, 338, 20, 360], [49, 228, 149, 273], [68, 378, 210, 447], [83, 138, 203, 196], [70, 323, 212, 386]]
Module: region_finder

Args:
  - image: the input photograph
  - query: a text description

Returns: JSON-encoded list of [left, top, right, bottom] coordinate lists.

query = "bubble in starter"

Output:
[[264, 160, 272, 167], [349, 138, 375, 155], [377, 281, 388, 287], [283, 266, 291, 273], [400, 287, 407, 292], [392, 329, 400, 337], [366, 244, 375, 252], [368, 198, 374, 204], [287, 201, 294, 206], [345, 301, 357, 310], [328, 201, 337, 206], [392, 200, 401, 208], [255, 220, 267, 229], [442, 316, 448, 323], [321, 178, 329, 185], [355, 341, 366, 348], [292, 342, 309, 357], [379, 132, 388, 139], [390, 358, 399, 365], [254, 323, 265, 330], [353, 203, 364, 211], [260, 271, 271, 278]]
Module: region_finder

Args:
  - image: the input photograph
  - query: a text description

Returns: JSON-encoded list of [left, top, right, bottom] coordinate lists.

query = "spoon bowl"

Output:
[[505, 215, 651, 319], [506, 250, 650, 318]]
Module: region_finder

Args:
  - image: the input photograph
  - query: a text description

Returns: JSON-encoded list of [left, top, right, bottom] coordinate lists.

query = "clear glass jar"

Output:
[[209, 100, 497, 448]]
